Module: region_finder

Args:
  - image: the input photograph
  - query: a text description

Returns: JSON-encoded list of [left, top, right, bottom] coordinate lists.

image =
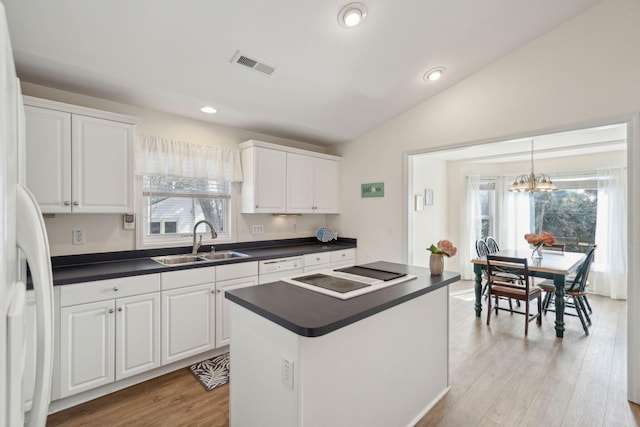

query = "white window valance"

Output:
[[135, 135, 243, 182]]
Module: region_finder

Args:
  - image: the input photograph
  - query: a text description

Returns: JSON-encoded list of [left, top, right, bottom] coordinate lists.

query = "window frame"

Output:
[[135, 176, 236, 249]]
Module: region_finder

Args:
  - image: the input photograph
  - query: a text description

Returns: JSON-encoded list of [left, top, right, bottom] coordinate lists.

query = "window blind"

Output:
[[142, 175, 231, 199]]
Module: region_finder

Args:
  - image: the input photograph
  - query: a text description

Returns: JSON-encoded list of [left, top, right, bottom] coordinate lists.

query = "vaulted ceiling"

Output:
[[3, 0, 601, 145]]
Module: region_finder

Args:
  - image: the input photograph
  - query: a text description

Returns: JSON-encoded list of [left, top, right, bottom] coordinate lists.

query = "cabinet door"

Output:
[[71, 115, 134, 213], [60, 300, 115, 398], [313, 157, 339, 213], [115, 293, 161, 380], [287, 152, 314, 212], [161, 283, 215, 365], [215, 276, 258, 348], [24, 106, 72, 213], [254, 148, 286, 212]]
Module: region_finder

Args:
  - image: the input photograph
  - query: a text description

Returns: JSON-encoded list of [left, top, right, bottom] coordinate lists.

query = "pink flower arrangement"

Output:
[[428, 240, 458, 257], [524, 231, 555, 248]]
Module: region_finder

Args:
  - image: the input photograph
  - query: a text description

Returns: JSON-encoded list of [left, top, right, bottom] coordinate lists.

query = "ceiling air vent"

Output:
[[231, 52, 276, 76]]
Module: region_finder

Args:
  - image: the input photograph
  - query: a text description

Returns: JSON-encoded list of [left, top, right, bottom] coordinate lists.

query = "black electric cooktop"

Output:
[[290, 274, 371, 294]]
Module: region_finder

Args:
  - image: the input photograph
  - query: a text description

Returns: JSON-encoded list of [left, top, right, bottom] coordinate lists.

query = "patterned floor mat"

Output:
[[188, 352, 230, 391]]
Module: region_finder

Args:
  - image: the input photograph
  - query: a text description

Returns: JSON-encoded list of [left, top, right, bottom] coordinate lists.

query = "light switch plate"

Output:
[[252, 225, 264, 234]]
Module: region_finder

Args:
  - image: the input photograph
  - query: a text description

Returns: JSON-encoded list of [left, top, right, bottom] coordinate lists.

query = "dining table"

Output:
[[471, 248, 587, 338]]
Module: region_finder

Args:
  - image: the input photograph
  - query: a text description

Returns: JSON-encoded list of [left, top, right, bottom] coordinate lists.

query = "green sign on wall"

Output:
[[361, 182, 384, 198]]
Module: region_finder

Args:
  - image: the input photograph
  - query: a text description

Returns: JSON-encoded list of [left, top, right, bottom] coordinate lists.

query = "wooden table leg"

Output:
[[474, 264, 483, 317]]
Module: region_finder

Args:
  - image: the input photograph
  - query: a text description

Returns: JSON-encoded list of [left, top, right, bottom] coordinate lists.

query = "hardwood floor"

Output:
[[47, 281, 640, 426]]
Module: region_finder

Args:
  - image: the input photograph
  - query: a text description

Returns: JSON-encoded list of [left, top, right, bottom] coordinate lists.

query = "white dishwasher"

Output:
[[259, 256, 304, 284]]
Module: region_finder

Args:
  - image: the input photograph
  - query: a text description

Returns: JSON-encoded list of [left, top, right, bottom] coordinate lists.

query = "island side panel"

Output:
[[229, 303, 300, 427], [299, 285, 449, 427]]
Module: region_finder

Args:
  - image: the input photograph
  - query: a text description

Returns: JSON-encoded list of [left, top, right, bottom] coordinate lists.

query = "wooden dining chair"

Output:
[[538, 246, 596, 335], [486, 255, 542, 336]]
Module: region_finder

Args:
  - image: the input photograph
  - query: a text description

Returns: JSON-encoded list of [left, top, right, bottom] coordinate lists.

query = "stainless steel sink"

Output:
[[151, 254, 207, 265], [151, 251, 249, 266], [197, 251, 249, 261]]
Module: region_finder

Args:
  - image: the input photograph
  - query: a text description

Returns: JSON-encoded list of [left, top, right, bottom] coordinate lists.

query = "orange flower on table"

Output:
[[428, 239, 458, 257], [524, 232, 555, 248]]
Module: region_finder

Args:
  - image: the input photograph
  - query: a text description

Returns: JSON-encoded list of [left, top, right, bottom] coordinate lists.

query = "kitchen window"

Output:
[[134, 135, 243, 249], [140, 176, 231, 247]]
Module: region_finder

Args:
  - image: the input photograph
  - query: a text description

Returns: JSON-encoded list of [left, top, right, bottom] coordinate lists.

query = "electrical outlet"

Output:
[[292, 223, 297, 233], [72, 229, 85, 245], [282, 357, 294, 389], [252, 225, 264, 235]]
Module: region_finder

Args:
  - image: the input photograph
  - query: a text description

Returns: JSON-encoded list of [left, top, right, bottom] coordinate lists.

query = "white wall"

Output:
[[410, 156, 447, 267], [21, 83, 335, 256], [331, 0, 640, 265]]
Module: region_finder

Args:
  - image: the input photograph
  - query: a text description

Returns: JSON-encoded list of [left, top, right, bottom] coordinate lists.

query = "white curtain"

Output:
[[461, 175, 482, 280], [593, 167, 627, 299], [499, 175, 531, 252], [135, 135, 243, 182]]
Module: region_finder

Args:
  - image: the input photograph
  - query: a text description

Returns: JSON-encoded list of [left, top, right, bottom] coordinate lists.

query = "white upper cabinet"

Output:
[[241, 145, 287, 213], [24, 106, 71, 213], [24, 96, 139, 214], [240, 140, 340, 214], [287, 153, 339, 214]]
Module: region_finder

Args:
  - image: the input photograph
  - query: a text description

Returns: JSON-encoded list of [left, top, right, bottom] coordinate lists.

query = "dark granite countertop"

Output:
[[225, 261, 460, 337], [47, 237, 356, 286]]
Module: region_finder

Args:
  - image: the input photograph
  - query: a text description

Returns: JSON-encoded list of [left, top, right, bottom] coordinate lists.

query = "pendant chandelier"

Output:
[[508, 140, 557, 193]]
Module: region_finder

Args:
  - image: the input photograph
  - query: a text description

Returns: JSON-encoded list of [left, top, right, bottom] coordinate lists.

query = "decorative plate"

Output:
[[316, 227, 338, 242]]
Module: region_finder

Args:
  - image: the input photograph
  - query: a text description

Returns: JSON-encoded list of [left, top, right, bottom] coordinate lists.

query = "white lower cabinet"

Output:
[[161, 283, 216, 364], [303, 249, 355, 272], [115, 293, 161, 380], [160, 266, 216, 365], [58, 274, 161, 398], [60, 299, 116, 398], [216, 276, 258, 348], [215, 261, 259, 348]]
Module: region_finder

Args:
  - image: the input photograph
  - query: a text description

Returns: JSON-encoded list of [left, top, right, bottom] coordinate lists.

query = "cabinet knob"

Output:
[[113, 286, 119, 292], [73, 201, 79, 206], [212, 289, 217, 294], [118, 307, 123, 312], [255, 204, 259, 209], [216, 289, 221, 294], [64, 201, 70, 206], [316, 257, 320, 261], [108, 308, 114, 314]]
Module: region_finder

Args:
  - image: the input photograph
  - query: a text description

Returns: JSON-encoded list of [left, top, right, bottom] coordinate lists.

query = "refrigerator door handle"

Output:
[[16, 184, 54, 427]]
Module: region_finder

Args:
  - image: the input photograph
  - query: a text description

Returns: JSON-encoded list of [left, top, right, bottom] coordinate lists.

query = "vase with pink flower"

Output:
[[427, 240, 457, 275], [524, 231, 555, 259]]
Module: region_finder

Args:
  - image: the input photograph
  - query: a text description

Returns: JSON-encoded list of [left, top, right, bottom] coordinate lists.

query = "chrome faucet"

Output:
[[192, 220, 216, 254]]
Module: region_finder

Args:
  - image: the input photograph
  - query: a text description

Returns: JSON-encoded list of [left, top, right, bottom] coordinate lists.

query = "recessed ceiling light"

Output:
[[338, 3, 367, 28], [200, 106, 217, 114], [423, 67, 445, 82]]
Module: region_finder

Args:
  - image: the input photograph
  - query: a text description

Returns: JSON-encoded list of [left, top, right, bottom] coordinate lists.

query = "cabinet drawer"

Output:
[[60, 274, 160, 307], [304, 253, 331, 267], [331, 249, 355, 264], [217, 261, 258, 282], [161, 266, 215, 291]]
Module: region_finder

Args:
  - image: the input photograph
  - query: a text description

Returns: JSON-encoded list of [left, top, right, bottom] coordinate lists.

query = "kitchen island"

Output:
[[226, 261, 460, 427]]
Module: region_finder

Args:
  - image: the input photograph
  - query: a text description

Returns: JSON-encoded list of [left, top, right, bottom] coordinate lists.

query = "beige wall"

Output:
[[330, 0, 640, 266], [22, 83, 335, 256]]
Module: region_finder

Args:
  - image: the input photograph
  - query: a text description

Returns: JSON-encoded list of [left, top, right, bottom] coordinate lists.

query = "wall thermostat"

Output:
[[123, 213, 135, 230]]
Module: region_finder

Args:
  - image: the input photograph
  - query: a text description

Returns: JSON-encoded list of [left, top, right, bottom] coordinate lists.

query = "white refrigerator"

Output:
[[0, 3, 55, 426]]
